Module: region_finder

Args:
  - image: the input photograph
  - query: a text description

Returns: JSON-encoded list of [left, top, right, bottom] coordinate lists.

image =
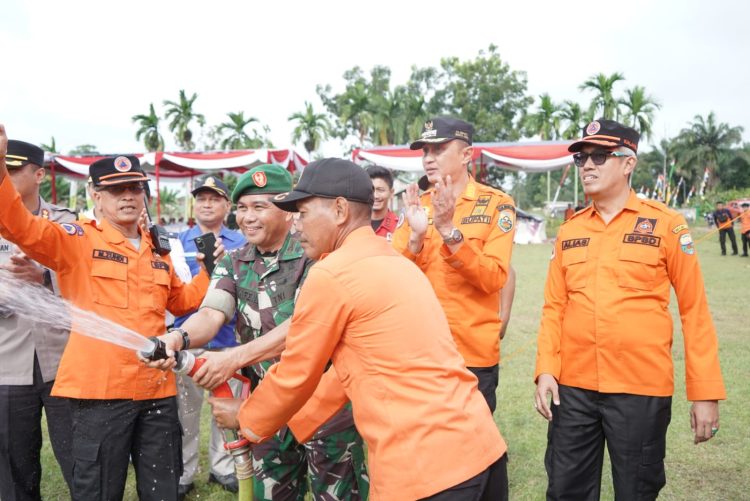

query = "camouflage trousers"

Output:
[[251, 417, 369, 500]]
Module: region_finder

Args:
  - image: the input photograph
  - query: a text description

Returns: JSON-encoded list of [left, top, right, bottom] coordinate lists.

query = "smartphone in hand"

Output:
[[193, 232, 218, 275]]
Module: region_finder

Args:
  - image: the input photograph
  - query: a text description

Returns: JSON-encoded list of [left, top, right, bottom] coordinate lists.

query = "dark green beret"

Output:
[[231, 164, 293, 204]]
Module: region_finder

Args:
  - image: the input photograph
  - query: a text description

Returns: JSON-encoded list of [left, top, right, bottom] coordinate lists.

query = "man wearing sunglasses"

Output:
[[0, 127, 211, 501], [534, 119, 725, 500]]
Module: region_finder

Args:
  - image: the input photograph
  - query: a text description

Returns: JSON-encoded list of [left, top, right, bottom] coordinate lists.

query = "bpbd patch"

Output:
[[151, 261, 170, 272], [622, 233, 661, 247]]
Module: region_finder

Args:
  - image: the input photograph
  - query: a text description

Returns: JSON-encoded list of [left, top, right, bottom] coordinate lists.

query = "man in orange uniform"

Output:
[[739, 202, 750, 257], [0, 125, 210, 501], [392, 116, 515, 413], [534, 119, 726, 500], [211, 158, 508, 500]]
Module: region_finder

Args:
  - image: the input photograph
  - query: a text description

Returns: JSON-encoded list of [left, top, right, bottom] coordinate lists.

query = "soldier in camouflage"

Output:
[[166, 164, 368, 500]]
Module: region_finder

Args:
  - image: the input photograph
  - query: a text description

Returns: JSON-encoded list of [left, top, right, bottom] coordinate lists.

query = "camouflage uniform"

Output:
[[211, 233, 369, 501]]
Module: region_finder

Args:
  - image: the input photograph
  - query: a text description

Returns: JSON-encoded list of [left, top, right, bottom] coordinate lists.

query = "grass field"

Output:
[[39, 226, 748, 500]]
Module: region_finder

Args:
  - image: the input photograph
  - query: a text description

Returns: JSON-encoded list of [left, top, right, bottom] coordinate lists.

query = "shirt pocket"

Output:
[[617, 243, 660, 290], [561, 246, 588, 290], [151, 270, 171, 313], [91, 260, 128, 309]]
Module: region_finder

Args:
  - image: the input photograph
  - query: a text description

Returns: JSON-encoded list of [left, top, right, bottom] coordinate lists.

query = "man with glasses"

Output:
[[392, 116, 516, 415], [0, 131, 212, 500], [534, 119, 725, 500]]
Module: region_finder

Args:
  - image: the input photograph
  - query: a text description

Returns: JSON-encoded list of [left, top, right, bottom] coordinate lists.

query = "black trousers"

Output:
[[468, 365, 499, 413], [70, 397, 182, 501], [719, 228, 738, 254], [420, 454, 508, 501], [741, 230, 750, 256], [545, 385, 671, 501], [0, 355, 74, 501]]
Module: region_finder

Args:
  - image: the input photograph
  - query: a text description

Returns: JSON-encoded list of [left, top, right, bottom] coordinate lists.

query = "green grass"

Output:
[[39, 227, 747, 499]]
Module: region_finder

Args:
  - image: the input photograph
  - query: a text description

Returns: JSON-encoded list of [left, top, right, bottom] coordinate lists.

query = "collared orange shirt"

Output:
[[392, 177, 515, 367], [0, 176, 209, 400], [740, 210, 750, 233], [536, 191, 725, 400], [238, 227, 505, 500]]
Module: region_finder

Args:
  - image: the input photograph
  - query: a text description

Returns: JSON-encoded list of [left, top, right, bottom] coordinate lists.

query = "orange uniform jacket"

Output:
[[392, 178, 515, 367], [237, 227, 505, 500], [0, 176, 209, 400], [536, 191, 726, 400], [740, 211, 750, 234]]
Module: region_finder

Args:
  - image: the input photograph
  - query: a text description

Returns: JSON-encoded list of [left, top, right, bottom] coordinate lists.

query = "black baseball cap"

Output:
[[271, 158, 374, 212], [409, 116, 474, 150], [191, 175, 230, 199], [6, 140, 44, 169], [568, 119, 640, 153], [89, 155, 149, 187]]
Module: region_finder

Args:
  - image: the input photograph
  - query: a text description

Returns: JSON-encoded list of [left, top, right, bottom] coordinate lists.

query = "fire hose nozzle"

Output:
[[139, 336, 168, 361]]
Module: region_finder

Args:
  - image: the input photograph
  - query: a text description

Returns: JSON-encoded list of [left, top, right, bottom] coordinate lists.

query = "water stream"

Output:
[[0, 269, 152, 352]]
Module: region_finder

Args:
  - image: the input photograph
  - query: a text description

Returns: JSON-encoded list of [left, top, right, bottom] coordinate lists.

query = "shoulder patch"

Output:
[[60, 223, 84, 236], [679, 233, 695, 254], [497, 207, 515, 233], [671, 224, 688, 234]]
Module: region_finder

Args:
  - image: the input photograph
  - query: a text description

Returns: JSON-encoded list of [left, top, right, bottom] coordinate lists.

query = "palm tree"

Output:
[[288, 102, 332, 155], [163, 90, 206, 150], [619, 86, 661, 140], [339, 81, 375, 145], [675, 112, 744, 189], [41, 136, 58, 153], [579, 72, 626, 120], [217, 112, 259, 150], [132, 103, 164, 152], [524, 94, 561, 140], [559, 101, 585, 140]]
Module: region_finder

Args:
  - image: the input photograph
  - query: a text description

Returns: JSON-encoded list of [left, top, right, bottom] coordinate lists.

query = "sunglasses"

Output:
[[100, 183, 146, 196], [573, 151, 632, 167]]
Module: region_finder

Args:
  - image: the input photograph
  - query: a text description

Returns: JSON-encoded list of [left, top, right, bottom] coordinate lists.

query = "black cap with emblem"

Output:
[[89, 155, 150, 187], [409, 116, 474, 150], [6, 140, 45, 169], [191, 175, 230, 200], [271, 158, 374, 212], [568, 118, 640, 153]]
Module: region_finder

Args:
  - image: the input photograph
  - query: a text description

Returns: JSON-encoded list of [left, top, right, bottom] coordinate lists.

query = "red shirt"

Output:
[[373, 210, 399, 240]]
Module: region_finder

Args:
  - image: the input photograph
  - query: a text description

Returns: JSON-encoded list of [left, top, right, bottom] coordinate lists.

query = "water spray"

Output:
[[140, 340, 255, 500]]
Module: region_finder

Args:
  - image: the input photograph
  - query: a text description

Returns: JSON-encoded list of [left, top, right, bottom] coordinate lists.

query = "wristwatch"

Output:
[[441, 227, 464, 245], [169, 327, 190, 350]]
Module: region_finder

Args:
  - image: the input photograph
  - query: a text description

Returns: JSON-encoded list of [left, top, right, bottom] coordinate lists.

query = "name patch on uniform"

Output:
[[633, 217, 657, 235], [671, 224, 688, 234], [561, 238, 590, 250], [237, 287, 259, 307], [92, 249, 128, 264], [151, 261, 170, 272], [461, 215, 491, 225], [622, 233, 661, 247]]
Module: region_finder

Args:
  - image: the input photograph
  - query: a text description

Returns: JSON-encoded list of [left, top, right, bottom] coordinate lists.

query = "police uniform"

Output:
[[0, 140, 77, 501], [172, 176, 246, 492], [392, 118, 516, 413], [201, 165, 368, 501], [0, 155, 210, 501], [536, 120, 726, 500]]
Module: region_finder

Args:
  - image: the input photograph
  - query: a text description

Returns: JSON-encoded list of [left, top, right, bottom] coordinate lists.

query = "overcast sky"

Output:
[[2, 0, 748, 159]]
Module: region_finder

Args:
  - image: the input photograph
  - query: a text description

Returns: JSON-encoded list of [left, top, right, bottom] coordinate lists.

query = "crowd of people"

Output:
[[0, 116, 725, 501]]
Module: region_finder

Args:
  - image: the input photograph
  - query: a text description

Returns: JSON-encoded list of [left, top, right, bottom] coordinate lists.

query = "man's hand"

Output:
[[207, 396, 242, 429], [0, 251, 45, 284], [192, 349, 241, 391], [432, 175, 457, 236], [690, 400, 719, 444], [138, 208, 149, 234], [139, 330, 183, 371], [534, 373, 560, 421], [402, 183, 428, 236]]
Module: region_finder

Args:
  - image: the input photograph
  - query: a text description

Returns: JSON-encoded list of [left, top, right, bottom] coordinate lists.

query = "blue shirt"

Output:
[[174, 225, 246, 349]]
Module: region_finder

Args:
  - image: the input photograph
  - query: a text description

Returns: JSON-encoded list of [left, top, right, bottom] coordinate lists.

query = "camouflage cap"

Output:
[[231, 164, 293, 204]]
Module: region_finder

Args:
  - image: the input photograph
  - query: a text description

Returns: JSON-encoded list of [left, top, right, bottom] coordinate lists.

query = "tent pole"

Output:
[[50, 161, 57, 204], [547, 171, 551, 203], [156, 157, 161, 222]]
